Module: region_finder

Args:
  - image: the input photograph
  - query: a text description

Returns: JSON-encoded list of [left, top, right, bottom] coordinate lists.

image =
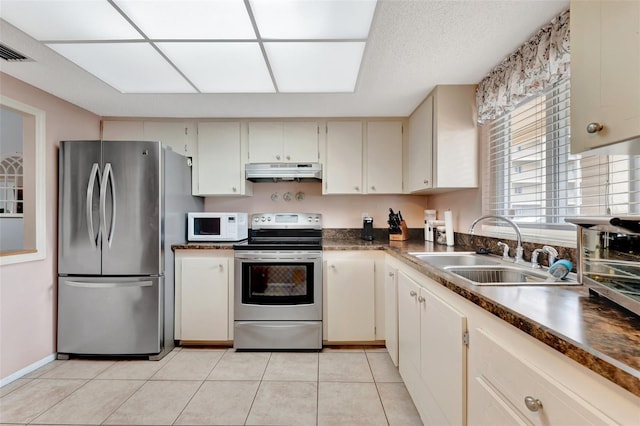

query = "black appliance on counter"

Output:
[[233, 213, 323, 350], [566, 216, 640, 316], [362, 216, 374, 241]]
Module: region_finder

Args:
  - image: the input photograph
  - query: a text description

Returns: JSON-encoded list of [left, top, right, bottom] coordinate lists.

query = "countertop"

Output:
[[173, 238, 640, 397]]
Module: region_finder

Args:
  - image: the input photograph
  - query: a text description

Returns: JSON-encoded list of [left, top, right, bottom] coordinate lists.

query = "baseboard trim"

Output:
[[0, 353, 56, 387]]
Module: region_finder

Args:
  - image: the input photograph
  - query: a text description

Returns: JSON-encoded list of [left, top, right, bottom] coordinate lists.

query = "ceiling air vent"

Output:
[[0, 43, 31, 62]]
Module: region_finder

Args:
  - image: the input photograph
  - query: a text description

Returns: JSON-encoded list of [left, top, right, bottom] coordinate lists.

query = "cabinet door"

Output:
[[248, 122, 283, 163], [420, 287, 467, 426], [144, 121, 195, 157], [384, 264, 399, 366], [397, 272, 421, 377], [325, 258, 375, 341], [283, 121, 319, 162], [196, 122, 242, 195], [102, 120, 144, 140], [407, 97, 433, 192], [571, 1, 640, 153], [366, 121, 403, 194], [325, 121, 363, 194], [433, 85, 478, 188], [180, 257, 229, 341], [468, 376, 529, 426]]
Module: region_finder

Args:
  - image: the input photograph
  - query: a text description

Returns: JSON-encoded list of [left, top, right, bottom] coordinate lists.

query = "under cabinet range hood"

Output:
[[246, 163, 322, 183]]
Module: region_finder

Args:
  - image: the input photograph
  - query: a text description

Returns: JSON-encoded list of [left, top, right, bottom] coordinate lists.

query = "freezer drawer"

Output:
[[57, 276, 162, 356]]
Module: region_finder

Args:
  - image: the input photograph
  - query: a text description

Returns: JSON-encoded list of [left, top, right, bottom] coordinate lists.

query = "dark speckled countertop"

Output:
[[173, 236, 640, 397]]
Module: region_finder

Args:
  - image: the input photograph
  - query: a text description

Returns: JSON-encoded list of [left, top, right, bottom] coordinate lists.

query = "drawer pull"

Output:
[[524, 396, 543, 412], [418, 295, 425, 303], [409, 290, 417, 297]]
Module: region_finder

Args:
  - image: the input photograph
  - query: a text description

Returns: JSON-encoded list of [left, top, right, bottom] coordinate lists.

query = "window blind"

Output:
[[484, 79, 640, 243]]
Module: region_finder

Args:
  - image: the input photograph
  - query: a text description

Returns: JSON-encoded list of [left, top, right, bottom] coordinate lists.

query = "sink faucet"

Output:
[[469, 215, 524, 263]]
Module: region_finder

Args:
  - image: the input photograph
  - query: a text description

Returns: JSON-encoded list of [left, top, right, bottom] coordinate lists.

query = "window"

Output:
[[485, 79, 640, 244]]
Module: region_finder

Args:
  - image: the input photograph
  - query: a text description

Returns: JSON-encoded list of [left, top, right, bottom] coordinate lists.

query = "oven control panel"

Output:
[[251, 213, 322, 230]]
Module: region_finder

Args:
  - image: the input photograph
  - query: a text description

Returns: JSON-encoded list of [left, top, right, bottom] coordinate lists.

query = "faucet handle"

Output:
[[531, 248, 543, 268], [542, 246, 558, 265], [497, 241, 510, 260]]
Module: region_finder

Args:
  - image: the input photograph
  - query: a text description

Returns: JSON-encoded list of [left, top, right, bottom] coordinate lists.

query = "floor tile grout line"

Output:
[[365, 351, 391, 426], [97, 377, 149, 425], [169, 379, 207, 426], [242, 351, 273, 425]]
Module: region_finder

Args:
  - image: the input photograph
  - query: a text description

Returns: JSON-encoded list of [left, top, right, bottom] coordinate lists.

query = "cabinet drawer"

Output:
[[473, 329, 613, 425]]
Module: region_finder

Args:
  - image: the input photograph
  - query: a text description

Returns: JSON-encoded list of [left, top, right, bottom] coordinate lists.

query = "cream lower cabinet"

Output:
[[323, 251, 386, 343], [174, 250, 233, 342], [324, 257, 375, 342], [387, 254, 640, 426], [468, 328, 616, 425], [384, 263, 399, 366], [397, 269, 467, 425]]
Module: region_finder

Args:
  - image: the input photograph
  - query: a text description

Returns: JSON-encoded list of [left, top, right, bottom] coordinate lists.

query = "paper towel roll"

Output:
[[444, 210, 454, 247]]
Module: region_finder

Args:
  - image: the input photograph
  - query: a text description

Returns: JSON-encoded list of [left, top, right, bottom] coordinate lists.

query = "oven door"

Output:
[[234, 250, 322, 321]]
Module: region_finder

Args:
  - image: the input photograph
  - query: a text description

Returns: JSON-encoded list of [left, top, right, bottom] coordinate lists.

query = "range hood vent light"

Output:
[[246, 163, 322, 183]]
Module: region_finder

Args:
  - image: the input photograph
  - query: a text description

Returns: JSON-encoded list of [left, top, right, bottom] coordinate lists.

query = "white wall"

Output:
[[0, 72, 101, 381]]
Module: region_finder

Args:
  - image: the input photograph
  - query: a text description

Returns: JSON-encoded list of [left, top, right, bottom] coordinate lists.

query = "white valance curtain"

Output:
[[476, 9, 570, 124]]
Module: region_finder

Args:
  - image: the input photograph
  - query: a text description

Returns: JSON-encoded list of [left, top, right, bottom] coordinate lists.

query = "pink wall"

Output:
[[426, 188, 482, 233], [205, 182, 429, 230], [0, 73, 101, 380]]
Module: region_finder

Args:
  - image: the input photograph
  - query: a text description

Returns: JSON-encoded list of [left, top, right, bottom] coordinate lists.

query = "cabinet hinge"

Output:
[[185, 127, 188, 136], [463, 331, 469, 346]]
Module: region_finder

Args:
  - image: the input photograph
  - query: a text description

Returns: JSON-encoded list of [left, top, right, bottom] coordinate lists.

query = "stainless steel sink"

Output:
[[409, 252, 500, 267], [443, 265, 579, 286]]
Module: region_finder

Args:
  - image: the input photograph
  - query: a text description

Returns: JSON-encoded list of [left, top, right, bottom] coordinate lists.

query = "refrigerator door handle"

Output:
[[100, 162, 117, 248], [86, 162, 101, 248], [63, 280, 153, 288]]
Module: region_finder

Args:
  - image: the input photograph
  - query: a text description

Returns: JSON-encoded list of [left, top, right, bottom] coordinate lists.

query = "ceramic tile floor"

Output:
[[0, 346, 423, 426]]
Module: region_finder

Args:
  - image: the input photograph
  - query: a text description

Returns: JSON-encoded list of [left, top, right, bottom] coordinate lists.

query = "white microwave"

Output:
[[187, 212, 248, 242]]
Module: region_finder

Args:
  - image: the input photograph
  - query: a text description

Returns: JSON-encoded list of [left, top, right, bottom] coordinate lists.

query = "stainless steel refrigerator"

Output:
[[57, 140, 202, 360]]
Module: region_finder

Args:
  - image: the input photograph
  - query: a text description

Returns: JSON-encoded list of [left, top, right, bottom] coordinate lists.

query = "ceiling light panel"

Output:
[[265, 42, 365, 92], [157, 42, 274, 93], [250, 0, 377, 39], [47, 42, 196, 93], [114, 0, 256, 39], [0, 0, 142, 40]]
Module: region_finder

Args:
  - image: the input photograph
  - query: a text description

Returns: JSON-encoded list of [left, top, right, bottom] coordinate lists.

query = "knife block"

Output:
[[389, 220, 409, 241]]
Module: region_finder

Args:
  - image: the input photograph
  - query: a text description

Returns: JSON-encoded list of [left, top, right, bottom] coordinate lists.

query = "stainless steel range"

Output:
[[233, 213, 323, 350], [566, 216, 640, 316]]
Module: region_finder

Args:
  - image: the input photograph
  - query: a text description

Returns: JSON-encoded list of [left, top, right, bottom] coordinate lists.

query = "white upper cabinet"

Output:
[[407, 96, 434, 192], [406, 85, 478, 193], [194, 122, 251, 196], [570, 0, 640, 153], [324, 121, 364, 194], [102, 120, 144, 140], [144, 121, 196, 157], [102, 120, 196, 157], [366, 121, 403, 194], [248, 121, 319, 163]]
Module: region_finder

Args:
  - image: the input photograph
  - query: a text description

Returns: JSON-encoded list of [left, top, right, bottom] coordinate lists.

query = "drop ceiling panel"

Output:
[[250, 0, 377, 39], [0, 0, 142, 40], [266, 42, 366, 93], [47, 42, 196, 93], [157, 42, 274, 93], [114, 0, 256, 40]]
